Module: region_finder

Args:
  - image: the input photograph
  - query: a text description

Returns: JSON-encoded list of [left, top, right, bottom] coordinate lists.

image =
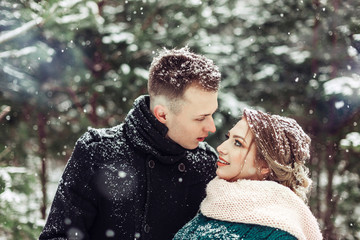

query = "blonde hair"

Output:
[[243, 108, 312, 203]]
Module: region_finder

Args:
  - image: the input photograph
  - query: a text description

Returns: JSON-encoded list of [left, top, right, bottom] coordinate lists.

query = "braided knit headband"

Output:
[[242, 108, 312, 202], [243, 108, 311, 167]]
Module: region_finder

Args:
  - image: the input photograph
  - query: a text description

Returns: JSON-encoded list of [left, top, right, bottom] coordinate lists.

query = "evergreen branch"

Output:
[[0, 106, 11, 121], [0, 17, 43, 44], [0, 147, 11, 161]]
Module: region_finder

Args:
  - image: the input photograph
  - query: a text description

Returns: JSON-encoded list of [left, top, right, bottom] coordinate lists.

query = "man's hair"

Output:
[[148, 46, 221, 112]]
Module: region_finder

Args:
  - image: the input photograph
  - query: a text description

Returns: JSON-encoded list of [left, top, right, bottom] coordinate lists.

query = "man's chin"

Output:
[[182, 142, 199, 150]]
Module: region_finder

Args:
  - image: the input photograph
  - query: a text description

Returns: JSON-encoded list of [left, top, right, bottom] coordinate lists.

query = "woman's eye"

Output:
[[196, 118, 205, 121], [224, 134, 229, 139], [235, 140, 242, 147]]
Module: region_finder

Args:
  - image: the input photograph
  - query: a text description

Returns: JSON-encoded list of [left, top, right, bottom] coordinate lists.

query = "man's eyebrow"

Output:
[[198, 113, 211, 117], [198, 107, 218, 117]]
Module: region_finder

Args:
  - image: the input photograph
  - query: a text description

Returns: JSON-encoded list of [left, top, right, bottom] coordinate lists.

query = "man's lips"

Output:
[[217, 156, 230, 166], [197, 137, 207, 141]]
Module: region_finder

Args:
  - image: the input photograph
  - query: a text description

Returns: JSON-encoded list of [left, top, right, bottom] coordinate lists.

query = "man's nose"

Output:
[[205, 117, 216, 133]]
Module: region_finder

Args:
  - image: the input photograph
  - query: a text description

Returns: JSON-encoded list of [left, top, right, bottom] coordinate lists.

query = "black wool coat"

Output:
[[39, 95, 217, 240]]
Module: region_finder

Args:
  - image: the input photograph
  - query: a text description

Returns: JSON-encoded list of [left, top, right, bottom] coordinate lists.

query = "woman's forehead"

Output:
[[231, 119, 254, 140]]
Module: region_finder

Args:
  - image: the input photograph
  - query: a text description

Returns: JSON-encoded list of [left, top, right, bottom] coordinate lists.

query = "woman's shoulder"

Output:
[[173, 213, 297, 240]]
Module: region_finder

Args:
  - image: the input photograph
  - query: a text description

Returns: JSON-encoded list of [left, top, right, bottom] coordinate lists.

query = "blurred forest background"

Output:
[[0, 0, 359, 239]]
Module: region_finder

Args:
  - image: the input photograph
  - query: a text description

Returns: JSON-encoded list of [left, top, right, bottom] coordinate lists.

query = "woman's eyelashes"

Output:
[[234, 139, 243, 147], [225, 134, 243, 147]]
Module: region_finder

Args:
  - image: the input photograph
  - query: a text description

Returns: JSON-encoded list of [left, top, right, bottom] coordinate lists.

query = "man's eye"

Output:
[[196, 118, 205, 121]]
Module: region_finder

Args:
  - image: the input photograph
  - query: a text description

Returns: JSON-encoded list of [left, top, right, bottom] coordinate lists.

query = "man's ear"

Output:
[[153, 105, 167, 124]]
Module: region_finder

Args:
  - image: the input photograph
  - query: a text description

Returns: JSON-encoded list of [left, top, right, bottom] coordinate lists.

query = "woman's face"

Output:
[[216, 119, 261, 181]]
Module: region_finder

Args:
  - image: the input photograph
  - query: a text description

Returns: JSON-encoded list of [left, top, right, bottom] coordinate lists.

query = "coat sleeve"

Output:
[[39, 131, 99, 240]]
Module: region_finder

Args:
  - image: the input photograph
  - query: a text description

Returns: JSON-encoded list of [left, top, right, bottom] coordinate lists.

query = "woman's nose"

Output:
[[217, 142, 227, 155]]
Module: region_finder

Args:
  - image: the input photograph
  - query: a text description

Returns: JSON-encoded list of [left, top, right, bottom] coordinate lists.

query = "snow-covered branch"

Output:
[[0, 106, 11, 121], [0, 17, 43, 44]]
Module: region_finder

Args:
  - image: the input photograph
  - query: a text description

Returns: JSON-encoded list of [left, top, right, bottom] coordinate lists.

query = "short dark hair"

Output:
[[148, 46, 221, 99]]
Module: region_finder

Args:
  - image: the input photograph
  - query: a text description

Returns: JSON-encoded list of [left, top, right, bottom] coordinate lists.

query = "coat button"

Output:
[[178, 163, 186, 172], [148, 160, 155, 168], [144, 224, 150, 233]]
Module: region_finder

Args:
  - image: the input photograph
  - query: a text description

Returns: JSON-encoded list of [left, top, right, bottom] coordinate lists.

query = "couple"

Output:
[[40, 47, 322, 240]]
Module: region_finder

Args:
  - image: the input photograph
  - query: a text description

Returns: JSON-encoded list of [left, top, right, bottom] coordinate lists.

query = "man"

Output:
[[39, 47, 221, 240]]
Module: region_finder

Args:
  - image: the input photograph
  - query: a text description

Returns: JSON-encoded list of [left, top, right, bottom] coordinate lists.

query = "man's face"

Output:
[[164, 86, 218, 149]]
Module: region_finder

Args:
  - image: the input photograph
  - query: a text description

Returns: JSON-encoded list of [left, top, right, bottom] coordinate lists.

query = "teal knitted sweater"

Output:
[[173, 213, 297, 240]]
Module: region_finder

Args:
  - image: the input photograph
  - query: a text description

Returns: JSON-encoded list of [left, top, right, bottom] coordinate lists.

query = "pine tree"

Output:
[[0, 0, 359, 239]]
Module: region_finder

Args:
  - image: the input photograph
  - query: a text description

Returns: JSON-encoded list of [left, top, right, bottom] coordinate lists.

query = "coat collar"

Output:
[[124, 95, 186, 164]]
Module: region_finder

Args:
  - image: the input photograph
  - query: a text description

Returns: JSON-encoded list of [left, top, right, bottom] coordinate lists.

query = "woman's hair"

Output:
[[148, 46, 221, 113], [243, 108, 312, 202]]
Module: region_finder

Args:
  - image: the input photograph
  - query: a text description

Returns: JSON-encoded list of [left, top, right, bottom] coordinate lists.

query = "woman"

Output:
[[173, 108, 322, 240]]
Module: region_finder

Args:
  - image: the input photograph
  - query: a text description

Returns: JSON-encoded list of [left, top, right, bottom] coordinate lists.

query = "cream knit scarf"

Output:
[[200, 177, 323, 240]]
